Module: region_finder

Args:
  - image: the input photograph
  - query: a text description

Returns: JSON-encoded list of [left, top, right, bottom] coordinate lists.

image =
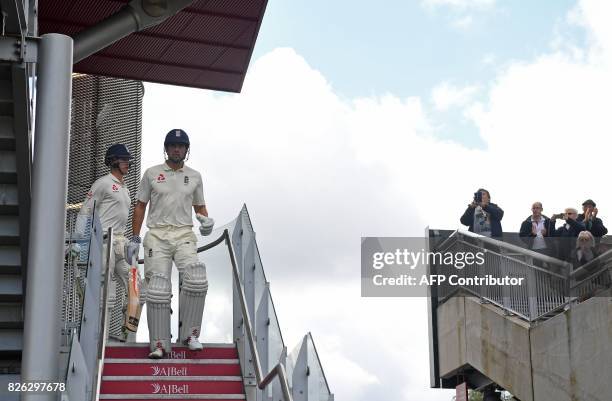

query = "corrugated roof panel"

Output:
[[144, 64, 203, 86], [158, 42, 226, 68], [180, 14, 254, 44], [39, 0, 268, 92], [76, 56, 153, 79], [65, 1, 124, 22], [192, 0, 264, 19], [195, 70, 241, 92], [233, 23, 258, 48], [142, 11, 196, 37], [100, 35, 173, 60], [39, 21, 82, 36], [39, 0, 80, 20], [211, 48, 251, 71]]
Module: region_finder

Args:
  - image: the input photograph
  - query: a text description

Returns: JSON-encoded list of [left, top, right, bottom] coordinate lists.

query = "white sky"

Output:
[[135, 1, 612, 400]]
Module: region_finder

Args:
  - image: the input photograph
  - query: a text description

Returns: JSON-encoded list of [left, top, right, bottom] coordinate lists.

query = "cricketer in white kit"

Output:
[[126, 129, 214, 359], [77, 143, 135, 341]]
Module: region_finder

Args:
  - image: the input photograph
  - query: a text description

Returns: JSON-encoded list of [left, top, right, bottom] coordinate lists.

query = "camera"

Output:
[[555, 213, 566, 220], [473, 191, 482, 203]]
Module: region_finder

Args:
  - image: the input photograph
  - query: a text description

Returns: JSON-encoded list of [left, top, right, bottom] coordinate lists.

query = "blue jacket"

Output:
[[460, 202, 504, 237]]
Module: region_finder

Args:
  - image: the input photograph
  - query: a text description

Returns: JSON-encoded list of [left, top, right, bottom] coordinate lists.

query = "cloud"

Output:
[[422, 0, 496, 11], [422, 0, 496, 29], [431, 82, 480, 111], [138, 2, 612, 399], [452, 15, 474, 29]]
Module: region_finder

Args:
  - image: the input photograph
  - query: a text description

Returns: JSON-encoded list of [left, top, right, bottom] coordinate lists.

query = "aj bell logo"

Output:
[[151, 366, 188, 376], [156, 173, 166, 183], [167, 350, 186, 359], [151, 383, 189, 394]]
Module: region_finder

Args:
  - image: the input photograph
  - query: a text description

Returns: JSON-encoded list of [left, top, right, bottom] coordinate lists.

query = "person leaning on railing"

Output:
[[570, 231, 600, 271], [460, 188, 504, 237], [519, 201, 555, 256]]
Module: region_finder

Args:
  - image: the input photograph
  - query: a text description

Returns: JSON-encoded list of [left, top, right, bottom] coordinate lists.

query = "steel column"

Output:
[[21, 33, 73, 401]]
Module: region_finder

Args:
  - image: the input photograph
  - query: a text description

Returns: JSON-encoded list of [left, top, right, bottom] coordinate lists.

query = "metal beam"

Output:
[[21, 33, 73, 401], [73, 0, 196, 63]]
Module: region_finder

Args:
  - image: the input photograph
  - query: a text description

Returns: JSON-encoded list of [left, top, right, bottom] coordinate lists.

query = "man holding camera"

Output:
[[577, 199, 608, 238], [551, 208, 586, 261], [460, 188, 504, 237]]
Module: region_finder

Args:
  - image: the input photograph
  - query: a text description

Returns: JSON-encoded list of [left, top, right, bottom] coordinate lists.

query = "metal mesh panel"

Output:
[[66, 74, 143, 232], [63, 74, 143, 341]]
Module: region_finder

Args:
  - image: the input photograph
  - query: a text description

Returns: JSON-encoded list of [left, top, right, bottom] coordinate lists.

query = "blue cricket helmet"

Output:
[[164, 129, 190, 148], [105, 143, 133, 166]]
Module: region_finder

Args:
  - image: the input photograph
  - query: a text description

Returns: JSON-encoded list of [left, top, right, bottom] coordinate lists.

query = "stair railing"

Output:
[[194, 229, 294, 401], [570, 248, 612, 300], [431, 229, 574, 321]]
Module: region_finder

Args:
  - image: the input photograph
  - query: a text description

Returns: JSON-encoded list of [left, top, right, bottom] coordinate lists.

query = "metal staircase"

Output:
[[100, 343, 245, 400], [427, 229, 612, 401], [0, 62, 31, 391]]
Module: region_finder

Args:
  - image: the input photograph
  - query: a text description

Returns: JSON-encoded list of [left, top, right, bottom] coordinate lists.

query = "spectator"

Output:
[[551, 208, 586, 261], [571, 231, 600, 272], [577, 199, 608, 238], [519, 202, 554, 254], [460, 188, 504, 237]]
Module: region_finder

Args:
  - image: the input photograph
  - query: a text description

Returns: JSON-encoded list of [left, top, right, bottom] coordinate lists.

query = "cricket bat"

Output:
[[125, 255, 142, 332]]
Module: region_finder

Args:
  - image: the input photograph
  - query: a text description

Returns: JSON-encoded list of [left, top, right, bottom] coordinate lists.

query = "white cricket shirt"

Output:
[[137, 163, 205, 229], [79, 173, 131, 234]]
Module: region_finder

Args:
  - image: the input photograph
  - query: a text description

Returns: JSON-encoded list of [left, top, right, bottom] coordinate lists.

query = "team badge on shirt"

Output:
[[86, 191, 93, 199], [157, 173, 166, 183], [184, 176, 189, 185], [112, 184, 119, 192]]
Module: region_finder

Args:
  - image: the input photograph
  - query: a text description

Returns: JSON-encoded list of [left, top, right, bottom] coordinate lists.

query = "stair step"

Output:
[[0, 151, 16, 173], [0, 329, 22, 352], [103, 376, 242, 381], [0, 274, 22, 302], [99, 379, 243, 395], [0, 137, 15, 151], [0, 303, 22, 326], [103, 362, 241, 376], [0, 246, 20, 268], [99, 393, 245, 400], [104, 345, 238, 360], [0, 116, 14, 136], [0, 374, 20, 401], [0, 216, 19, 245], [0, 184, 18, 210], [0, 80, 13, 115]]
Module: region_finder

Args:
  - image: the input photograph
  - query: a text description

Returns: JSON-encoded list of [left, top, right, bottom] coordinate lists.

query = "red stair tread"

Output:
[[100, 399, 243, 401], [103, 363, 241, 376], [100, 380, 243, 394], [104, 346, 238, 359]]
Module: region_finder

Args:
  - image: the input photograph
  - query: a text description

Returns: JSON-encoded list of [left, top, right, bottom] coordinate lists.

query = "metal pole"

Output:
[[22, 33, 73, 401], [72, 7, 139, 63]]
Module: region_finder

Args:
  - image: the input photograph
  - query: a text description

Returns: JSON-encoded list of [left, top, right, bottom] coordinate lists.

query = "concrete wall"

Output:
[[437, 296, 533, 401], [436, 290, 611, 401], [531, 289, 612, 401]]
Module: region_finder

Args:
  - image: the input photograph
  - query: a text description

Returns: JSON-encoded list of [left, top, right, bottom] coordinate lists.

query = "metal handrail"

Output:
[[570, 248, 612, 278], [136, 228, 294, 400], [456, 230, 572, 269], [93, 227, 113, 401], [135, 229, 292, 400], [432, 229, 573, 321], [223, 229, 293, 400]]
